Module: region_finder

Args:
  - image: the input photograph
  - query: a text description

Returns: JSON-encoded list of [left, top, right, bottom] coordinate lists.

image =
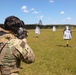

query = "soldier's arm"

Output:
[[14, 39, 35, 64], [23, 43, 35, 63]]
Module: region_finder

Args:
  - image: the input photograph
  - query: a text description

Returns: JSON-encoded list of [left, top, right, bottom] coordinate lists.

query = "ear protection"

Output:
[[17, 27, 28, 39], [17, 27, 24, 35]]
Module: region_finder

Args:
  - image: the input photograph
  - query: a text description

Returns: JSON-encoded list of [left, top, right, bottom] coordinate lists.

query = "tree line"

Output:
[[0, 24, 76, 29]]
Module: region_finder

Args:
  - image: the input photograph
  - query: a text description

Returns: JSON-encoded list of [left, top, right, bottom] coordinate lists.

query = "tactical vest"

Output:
[[0, 38, 21, 74], [0, 28, 35, 75], [0, 29, 21, 75]]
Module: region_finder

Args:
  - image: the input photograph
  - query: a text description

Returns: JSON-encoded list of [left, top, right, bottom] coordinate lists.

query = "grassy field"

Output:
[[20, 27, 76, 75]]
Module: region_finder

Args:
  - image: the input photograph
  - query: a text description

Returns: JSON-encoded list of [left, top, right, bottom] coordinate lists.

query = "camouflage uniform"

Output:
[[0, 28, 35, 75]]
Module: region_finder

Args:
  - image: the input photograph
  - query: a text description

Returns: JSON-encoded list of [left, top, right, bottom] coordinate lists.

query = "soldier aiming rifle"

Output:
[[0, 16, 35, 75]]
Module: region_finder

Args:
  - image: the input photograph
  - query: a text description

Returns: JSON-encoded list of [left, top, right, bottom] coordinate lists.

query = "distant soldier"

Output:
[[35, 25, 40, 38], [0, 16, 35, 75], [63, 26, 72, 46]]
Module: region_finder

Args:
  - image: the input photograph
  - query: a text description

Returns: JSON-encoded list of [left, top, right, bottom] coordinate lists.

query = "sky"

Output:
[[0, 0, 76, 25]]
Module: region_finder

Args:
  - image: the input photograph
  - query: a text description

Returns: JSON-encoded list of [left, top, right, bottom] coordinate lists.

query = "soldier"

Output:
[[0, 16, 35, 75]]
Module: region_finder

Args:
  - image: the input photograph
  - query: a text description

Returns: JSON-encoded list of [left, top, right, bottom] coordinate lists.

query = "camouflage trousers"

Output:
[[0, 66, 19, 75], [0, 72, 19, 75]]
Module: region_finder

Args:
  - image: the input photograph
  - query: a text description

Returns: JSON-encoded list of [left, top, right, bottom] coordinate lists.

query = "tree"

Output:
[[38, 20, 42, 25]]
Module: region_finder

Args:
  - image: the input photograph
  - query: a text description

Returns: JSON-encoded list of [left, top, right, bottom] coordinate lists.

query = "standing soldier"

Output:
[[0, 16, 35, 75], [63, 26, 72, 47]]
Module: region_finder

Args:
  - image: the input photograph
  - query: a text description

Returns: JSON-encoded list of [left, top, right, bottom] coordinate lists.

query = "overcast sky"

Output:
[[0, 0, 76, 25]]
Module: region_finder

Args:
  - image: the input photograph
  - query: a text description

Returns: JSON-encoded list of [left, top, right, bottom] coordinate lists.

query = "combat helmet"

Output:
[[4, 16, 28, 39]]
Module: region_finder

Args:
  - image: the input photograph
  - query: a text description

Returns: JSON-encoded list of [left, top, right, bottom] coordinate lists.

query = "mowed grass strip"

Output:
[[20, 28, 76, 75]]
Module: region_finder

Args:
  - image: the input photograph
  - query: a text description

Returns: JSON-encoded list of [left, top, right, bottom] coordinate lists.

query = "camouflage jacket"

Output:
[[0, 28, 35, 74]]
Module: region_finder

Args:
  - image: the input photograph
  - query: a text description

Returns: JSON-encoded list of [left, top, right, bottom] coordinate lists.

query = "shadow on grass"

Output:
[[56, 44, 72, 48]]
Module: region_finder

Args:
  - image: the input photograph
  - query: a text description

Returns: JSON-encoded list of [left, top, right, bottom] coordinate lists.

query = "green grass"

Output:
[[20, 28, 76, 75]]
